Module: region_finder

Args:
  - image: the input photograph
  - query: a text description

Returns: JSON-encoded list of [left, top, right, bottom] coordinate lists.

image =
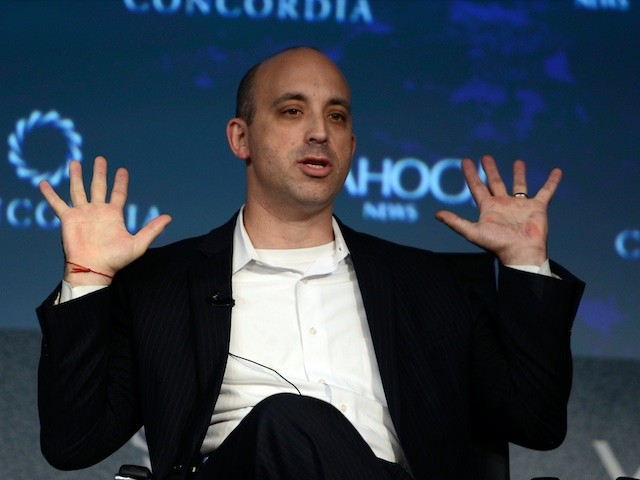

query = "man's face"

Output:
[[235, 49, 356, 217]]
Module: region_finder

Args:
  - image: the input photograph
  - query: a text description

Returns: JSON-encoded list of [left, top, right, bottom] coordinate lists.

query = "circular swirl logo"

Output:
[[7, 110, 82, 187]]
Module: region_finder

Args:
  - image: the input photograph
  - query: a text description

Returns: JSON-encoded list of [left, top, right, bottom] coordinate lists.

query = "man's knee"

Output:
[[251, 393, 342, 428]]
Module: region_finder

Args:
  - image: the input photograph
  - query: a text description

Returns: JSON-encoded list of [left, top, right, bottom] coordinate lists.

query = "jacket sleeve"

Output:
[[36, 282, 141, 470], [467, 259, 585, 450]]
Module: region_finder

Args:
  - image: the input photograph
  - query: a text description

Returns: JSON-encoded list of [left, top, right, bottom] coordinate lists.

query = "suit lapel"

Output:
[[188, 216, 236, 401], [340, 224, 402, 424]]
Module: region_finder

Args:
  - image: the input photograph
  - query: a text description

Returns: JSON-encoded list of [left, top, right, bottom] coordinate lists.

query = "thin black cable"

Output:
[[228, 352, 302, 395]]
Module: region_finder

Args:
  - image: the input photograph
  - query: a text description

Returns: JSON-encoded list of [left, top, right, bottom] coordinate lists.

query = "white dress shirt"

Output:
[[200, 210, 406, 465]]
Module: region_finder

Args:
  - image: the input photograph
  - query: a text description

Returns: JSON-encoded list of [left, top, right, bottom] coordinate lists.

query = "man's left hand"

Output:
[[435, 155, 562, 266]]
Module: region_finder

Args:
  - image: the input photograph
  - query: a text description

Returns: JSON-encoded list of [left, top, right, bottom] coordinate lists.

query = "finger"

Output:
[[535, 168, 563, 205], [461, 158, 489, 204], [90, 156, 109, 203], [39, 181, 70, 218], [512, 159, 527, 196], [481, 155, 509, 196], [68, 160, 88, 206], [109, 167, 129, 208], [132, 214, 172, 256]]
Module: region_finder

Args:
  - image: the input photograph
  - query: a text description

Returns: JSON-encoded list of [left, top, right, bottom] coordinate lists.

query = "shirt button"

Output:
[[318, 378, 326, 384], [309, 327, 317, 335], [339, 404, 348, 413]]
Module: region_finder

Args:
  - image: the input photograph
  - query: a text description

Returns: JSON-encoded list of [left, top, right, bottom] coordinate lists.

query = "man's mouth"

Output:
[[299, 157, 332, 176], [302, 158, 329, 168]]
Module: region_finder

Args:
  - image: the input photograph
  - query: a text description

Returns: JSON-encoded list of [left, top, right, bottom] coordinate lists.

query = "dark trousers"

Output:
[[196, 393, 413, 480]]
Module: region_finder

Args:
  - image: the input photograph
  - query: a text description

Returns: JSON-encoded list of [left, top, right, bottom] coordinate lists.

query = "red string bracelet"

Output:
[[65, 261, 113, 279]]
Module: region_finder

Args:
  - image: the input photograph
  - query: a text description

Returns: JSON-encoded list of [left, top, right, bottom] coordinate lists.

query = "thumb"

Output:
[[435, 210, 474, 239], [132, 214, 172, 257]]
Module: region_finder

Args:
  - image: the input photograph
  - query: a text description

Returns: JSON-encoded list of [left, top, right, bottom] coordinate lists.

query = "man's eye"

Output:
[[329, 112, 347, 122], [284, 108, 301, 115]]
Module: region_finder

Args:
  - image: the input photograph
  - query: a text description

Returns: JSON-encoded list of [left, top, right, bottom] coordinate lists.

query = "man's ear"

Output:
[[226, 118, 250, 160]]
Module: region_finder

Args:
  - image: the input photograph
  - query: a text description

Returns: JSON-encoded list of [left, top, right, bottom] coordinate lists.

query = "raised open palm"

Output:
[[435, 156, 562, 266], [39, 156, 172, 286]]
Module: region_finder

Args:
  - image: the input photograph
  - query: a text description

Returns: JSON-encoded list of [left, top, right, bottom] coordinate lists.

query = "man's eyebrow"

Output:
[[328, 97, 352, 113], [272, 92, 306, 108], [272, 92, 351, 112]]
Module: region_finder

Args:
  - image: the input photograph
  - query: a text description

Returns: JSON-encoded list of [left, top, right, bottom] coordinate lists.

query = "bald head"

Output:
[[235, 47, 350, 125]]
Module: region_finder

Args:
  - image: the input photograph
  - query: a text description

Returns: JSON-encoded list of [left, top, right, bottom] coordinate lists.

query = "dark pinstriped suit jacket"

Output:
[[37, 214, 584, 480]]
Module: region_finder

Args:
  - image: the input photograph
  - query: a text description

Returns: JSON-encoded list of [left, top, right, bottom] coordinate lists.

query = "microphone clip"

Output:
[[208, 292, 235, 307]]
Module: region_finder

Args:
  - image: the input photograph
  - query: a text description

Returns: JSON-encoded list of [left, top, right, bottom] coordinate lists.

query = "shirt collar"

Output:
[[232, 206, 350, 275]]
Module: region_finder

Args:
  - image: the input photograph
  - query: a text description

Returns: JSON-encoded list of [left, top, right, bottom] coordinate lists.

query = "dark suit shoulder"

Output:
[[141, 234, 206, 263], [338, 221, 437, 260], [117, 235, 202, 285], [338, 221, 491, 275], [118, 215, 236, 286]]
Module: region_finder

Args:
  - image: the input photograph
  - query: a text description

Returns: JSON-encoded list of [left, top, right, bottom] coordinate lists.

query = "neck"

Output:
[[242, 201, 335, 249]]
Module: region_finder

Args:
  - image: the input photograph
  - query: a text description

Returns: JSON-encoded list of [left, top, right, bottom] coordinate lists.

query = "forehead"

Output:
[[252, 50, 351, 105]]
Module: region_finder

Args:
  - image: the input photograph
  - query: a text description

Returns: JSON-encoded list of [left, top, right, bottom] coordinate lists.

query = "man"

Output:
[[37, 47, 584, 479]]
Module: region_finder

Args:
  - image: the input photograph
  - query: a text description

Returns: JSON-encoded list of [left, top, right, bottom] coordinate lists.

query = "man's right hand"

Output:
[[39, 156, 172, 287]]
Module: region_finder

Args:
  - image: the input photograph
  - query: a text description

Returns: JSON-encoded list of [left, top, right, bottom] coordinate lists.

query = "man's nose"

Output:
[[306, 114, 329, 144]]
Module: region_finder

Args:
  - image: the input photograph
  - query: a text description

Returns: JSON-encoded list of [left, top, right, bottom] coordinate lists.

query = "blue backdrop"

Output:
[[1, 0, 639, 358]]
